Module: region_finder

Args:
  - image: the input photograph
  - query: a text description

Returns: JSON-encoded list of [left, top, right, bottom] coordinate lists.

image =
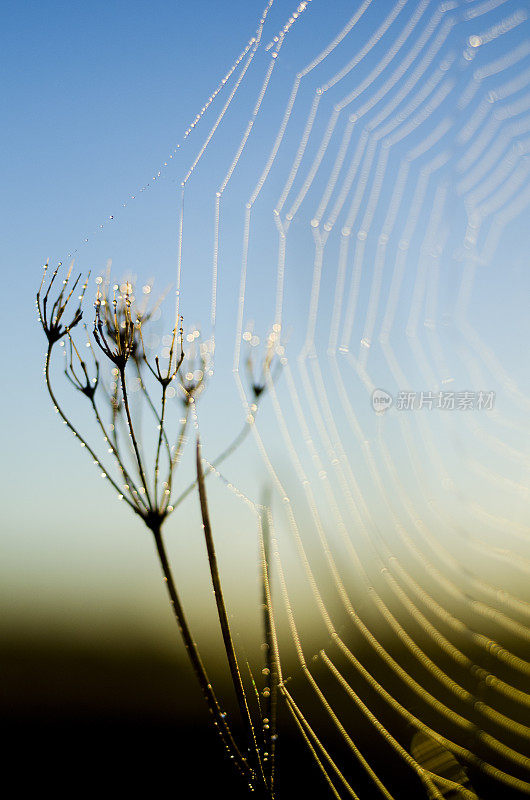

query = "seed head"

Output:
[[37, 261, 87, 345]]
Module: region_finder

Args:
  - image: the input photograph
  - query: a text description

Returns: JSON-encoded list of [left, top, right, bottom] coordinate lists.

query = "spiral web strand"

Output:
[[182, 0, 529, 795], [62, 0, 530, 796]]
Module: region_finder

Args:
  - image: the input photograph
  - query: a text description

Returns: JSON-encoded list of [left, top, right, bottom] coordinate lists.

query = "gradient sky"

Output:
[[2, 0, 529, 653]]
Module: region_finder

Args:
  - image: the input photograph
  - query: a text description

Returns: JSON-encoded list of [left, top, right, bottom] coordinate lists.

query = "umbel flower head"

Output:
[[38, 263, 280, 528], [244, 322, 283, 400], [64, 328, 99, 400], [36, 260, 88, 345], [97, 275, 167, 367], [93, 279, 137, 370], [140, 317, 185, 389], [178, 328, 211, 405]]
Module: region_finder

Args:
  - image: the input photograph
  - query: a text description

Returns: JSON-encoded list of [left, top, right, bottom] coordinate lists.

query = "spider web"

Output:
[[62, 0, 530, 796]]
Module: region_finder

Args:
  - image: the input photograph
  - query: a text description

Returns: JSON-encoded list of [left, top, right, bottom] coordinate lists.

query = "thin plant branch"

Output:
[[260, 499, 278, 792], [44, 343, 140, 516], [119, 365, 153, 511], [149, 522, 254, 782], [196, 438, 268, 793]]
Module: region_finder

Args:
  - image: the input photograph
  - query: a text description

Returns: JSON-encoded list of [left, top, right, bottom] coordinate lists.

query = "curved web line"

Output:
[[91, 0, 530, 795], [182, 1, 530, 795]]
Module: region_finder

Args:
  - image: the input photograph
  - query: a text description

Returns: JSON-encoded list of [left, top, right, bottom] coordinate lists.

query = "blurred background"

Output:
[[2, 0, 529, 796]]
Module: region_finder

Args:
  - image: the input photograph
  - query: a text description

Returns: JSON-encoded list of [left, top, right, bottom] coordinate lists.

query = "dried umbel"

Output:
[[37, 260, 86, 344], [37, 261, 282, 798], [93, 280, 139, 371], [64, 331, 99, 400]]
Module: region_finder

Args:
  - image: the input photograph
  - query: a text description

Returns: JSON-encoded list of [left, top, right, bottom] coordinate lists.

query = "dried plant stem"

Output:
[[214, 418, 253, 467], [154, 386, 167, 501], [151, 524, 252, 782], [196, 439, 268, 792], [119, 366, 153, 511], [161, 411, 189, 514], [109, 378, 122, 450], [90, 398, 148, 513], [173, 418, 252, 509], [44, 345, 139, 516], [40, 268, 282, 797], [136, 361, 172, 465], [260, 502, 278, 791]]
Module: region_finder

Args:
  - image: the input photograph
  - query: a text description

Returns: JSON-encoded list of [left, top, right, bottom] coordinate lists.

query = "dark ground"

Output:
[[2, 634, 528, 798]]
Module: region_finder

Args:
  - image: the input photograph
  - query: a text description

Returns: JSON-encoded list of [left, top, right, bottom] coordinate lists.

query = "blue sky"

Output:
[[2, 0, 529, 646]]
